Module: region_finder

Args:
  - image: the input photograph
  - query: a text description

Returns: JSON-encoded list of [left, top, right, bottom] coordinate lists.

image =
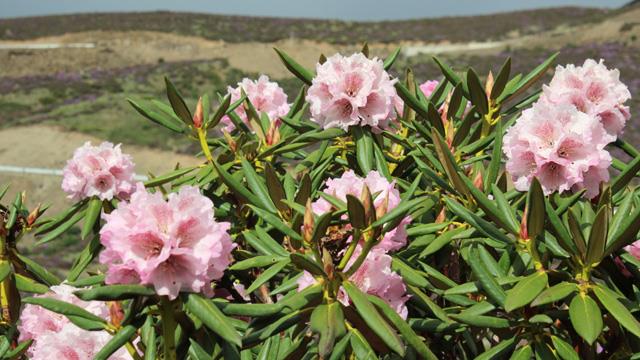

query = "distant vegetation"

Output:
[[0, 7, 607, 44]]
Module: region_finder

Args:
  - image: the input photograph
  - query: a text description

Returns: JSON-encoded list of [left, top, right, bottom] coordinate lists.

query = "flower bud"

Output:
[[485, 71, 494, 100], [193, 97, 204, 129], [266, 121, 280, 146], [303, 199, 314, 244], [108, 301, 124, 328], [360, 184, 374, 225], [27, 204, 42, 227], [223, 131, 237, 153], [472, 171, 484, 191]]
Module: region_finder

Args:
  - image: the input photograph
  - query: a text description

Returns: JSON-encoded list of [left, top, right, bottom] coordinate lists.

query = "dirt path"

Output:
[[0, 125, 201, 212]]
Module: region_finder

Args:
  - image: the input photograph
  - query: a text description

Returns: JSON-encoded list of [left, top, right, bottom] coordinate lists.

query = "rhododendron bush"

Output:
[[2, 44, 640, 359]]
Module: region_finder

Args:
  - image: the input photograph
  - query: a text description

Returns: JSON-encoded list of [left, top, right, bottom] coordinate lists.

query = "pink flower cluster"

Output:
[[62, 142, 136, 201], [307, 53, 398, 131], [220, 75, 290, 132], [19, 284, 131, 360], [625, 240, 640, 260], [543, 59, 631, 141], [100, 184, 235, 300], [298, 170, 410, 317], [312, 170, 410, 252], [504, 59, 630, 198]]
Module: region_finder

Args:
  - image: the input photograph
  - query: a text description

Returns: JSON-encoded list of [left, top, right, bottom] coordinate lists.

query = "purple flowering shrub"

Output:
[[2, 44, 640, 359]]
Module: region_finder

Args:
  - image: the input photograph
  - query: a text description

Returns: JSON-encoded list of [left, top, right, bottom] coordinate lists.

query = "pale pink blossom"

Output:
[[298, 247, 409, 318], [62, 142, 136, 201], [625, 240, 640, 260], [18, 284, 131, 360], [220, 75, 290, 132], [419, 80, 440, 98], [100, 184, 235, 299], [504, 100, 611, 198], [306, 53, 397, 131], [542, 58, 631, 141], [313, 170, 410, 252]]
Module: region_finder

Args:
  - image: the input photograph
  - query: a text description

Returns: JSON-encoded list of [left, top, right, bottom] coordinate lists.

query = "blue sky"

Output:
[[0, 0, 629, 20]]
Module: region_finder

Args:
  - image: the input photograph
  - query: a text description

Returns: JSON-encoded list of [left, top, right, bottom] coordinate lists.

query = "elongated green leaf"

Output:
[[94, 325, 137, 360], [485, 119, 503, 192], [432, 129, 470, 197], [569, 293, 602, 345], [346, 194, 366, 229], [274, 48, 313, 85], [144, 166, 197, 187], [467, 245, 506, 306], [526, 177, 545, 240], [14, 253, 61, 285], [510, 345, 532, 360], [240, 158, 278, 213], [586, 205, 609, 266], [128, 99, 185, 133], [391, 258, 429, 288], [185, 294, 242, 347], [67, 234, 102, 282], [593, 285, 640, 338], [551, 336, 580, 360], [352, 126, 374, 174], [164, 77, 192, 124], [5, 192, 21, 230], [264, 164, 288, 213], [290, 253, 325, 276], [369, 295, 437, 360], [467, 68, 488, 115], [504, 271, 548, 312], [15, 274, 48, 294], [342, 281, 405, 356], [310, 302, 346, 357], [74, 285, 155, 301], [213, 300, 282, 317], [383, 47, 401, 70], [249, 206, 302, 242], [450, 313, 510, 328], [421, 227, 468, 257], [475, 337, 516, 360], [461, 175, 518, 235], [531, 282, 578, 306], [36, 209, 85, 245], [444, 198, 513, 244], [246, 259, 290, 293], [498, 52, 558, 103], [491, 57, 511, 100], [81, 197, 102, 240], [612, 153, 640, 194], [230, 255, 284, 271], [22, 297, 106, 326]]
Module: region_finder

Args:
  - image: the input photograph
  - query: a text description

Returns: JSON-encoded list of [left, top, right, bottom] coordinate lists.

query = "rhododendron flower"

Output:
[[625, 240, 640, 260], [18, 284, 131, 360], [307, 53, 397, 131], [419, 80, 440, 98], [220, 75, 290, 132], [100, 184, 235, 299], [298, 247, 409, 318], [62, 141, 136, 201], [312, 170, 410, 252], [503, 100, 611, 198], [542, 58, 631, 141]]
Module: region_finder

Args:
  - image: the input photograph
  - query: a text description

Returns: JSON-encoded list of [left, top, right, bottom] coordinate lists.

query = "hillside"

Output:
[[0, 7, 608, 44]]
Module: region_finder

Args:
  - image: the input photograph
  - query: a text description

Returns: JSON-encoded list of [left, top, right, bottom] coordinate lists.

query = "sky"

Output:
[[0, 0, 629, 21]]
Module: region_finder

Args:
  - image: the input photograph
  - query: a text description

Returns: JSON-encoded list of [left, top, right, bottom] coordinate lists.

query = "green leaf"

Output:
[[352, 126, 374, 174], [605, 202, 640, 257], [612, 153, 640, 194], [592, 285, 640, 339], [213, 300, 282, 317], [94, 325, 137, 360], [67, 234, 102, 282], [0, 261, 11, 283], [310, 302, 347, 357], [274, 48, 313, 85], [467, 245, 506, 306], [246, 259, 290, 293], [81, 197, 102, 240], [15, 274, 49, 294], [484, 119, 503, 192], [551, 335, 580, 360], [230, 255, 284, 271], [444, 198, 513, 244], [368, 295, 437, 360], [264, 164, 288, 213], [14, 253, 61, 285], [504, 271, 548, 312], [207, 94, 231, 129], [586, 205, 609, 266], [249, 206, 302, 242], [432, 129, 470, 198], [531, 282, 578, 306], [144, 166, 197, 187], [467, 68, 488, 115], [391, 258, 429, 288], [240, 158, 278, 213], [74, 284, 155, 301], [164, 76, 192, 124], [346, 194, 366, 229], [569, 293, 602, 345], [450, 313, 510, 328], [498, 52, 558, 103], [244, 309, 308, 346], [290, 253, 325, 277], [420, 227, 468, 257], [432, 57, 463, 91], [383, 47, 401, 70], [36, 209, 85, 245], [22, 296, 107, 327], [212, 160, 261, 206], [4, 192, 21, 230], [526, 177, 545, 240], [128, 99, 185, 133], [342, 281, 405, 356], [184, 294, 242, 347], [491, 57, 511, 100], [461, 175, 518, 235], [510, 345, 532, 360], [475, 337, 516, 360], [349, 328, 377, 360]]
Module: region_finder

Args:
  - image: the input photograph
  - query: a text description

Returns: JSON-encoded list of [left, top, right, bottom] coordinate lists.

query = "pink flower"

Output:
[[297, 247, 409, 318], [18, 284, 131, 360], [306, 53, 398, 131], [100, 184, 235, 300], [419, 80, 440, 98], [220, 75, 290, 132], [62, 142, 136, 201], [542, 59, 631, 141], [504, 100, 611, 198], [313, 170, 410, 252], [625, 240, 640, 260]]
